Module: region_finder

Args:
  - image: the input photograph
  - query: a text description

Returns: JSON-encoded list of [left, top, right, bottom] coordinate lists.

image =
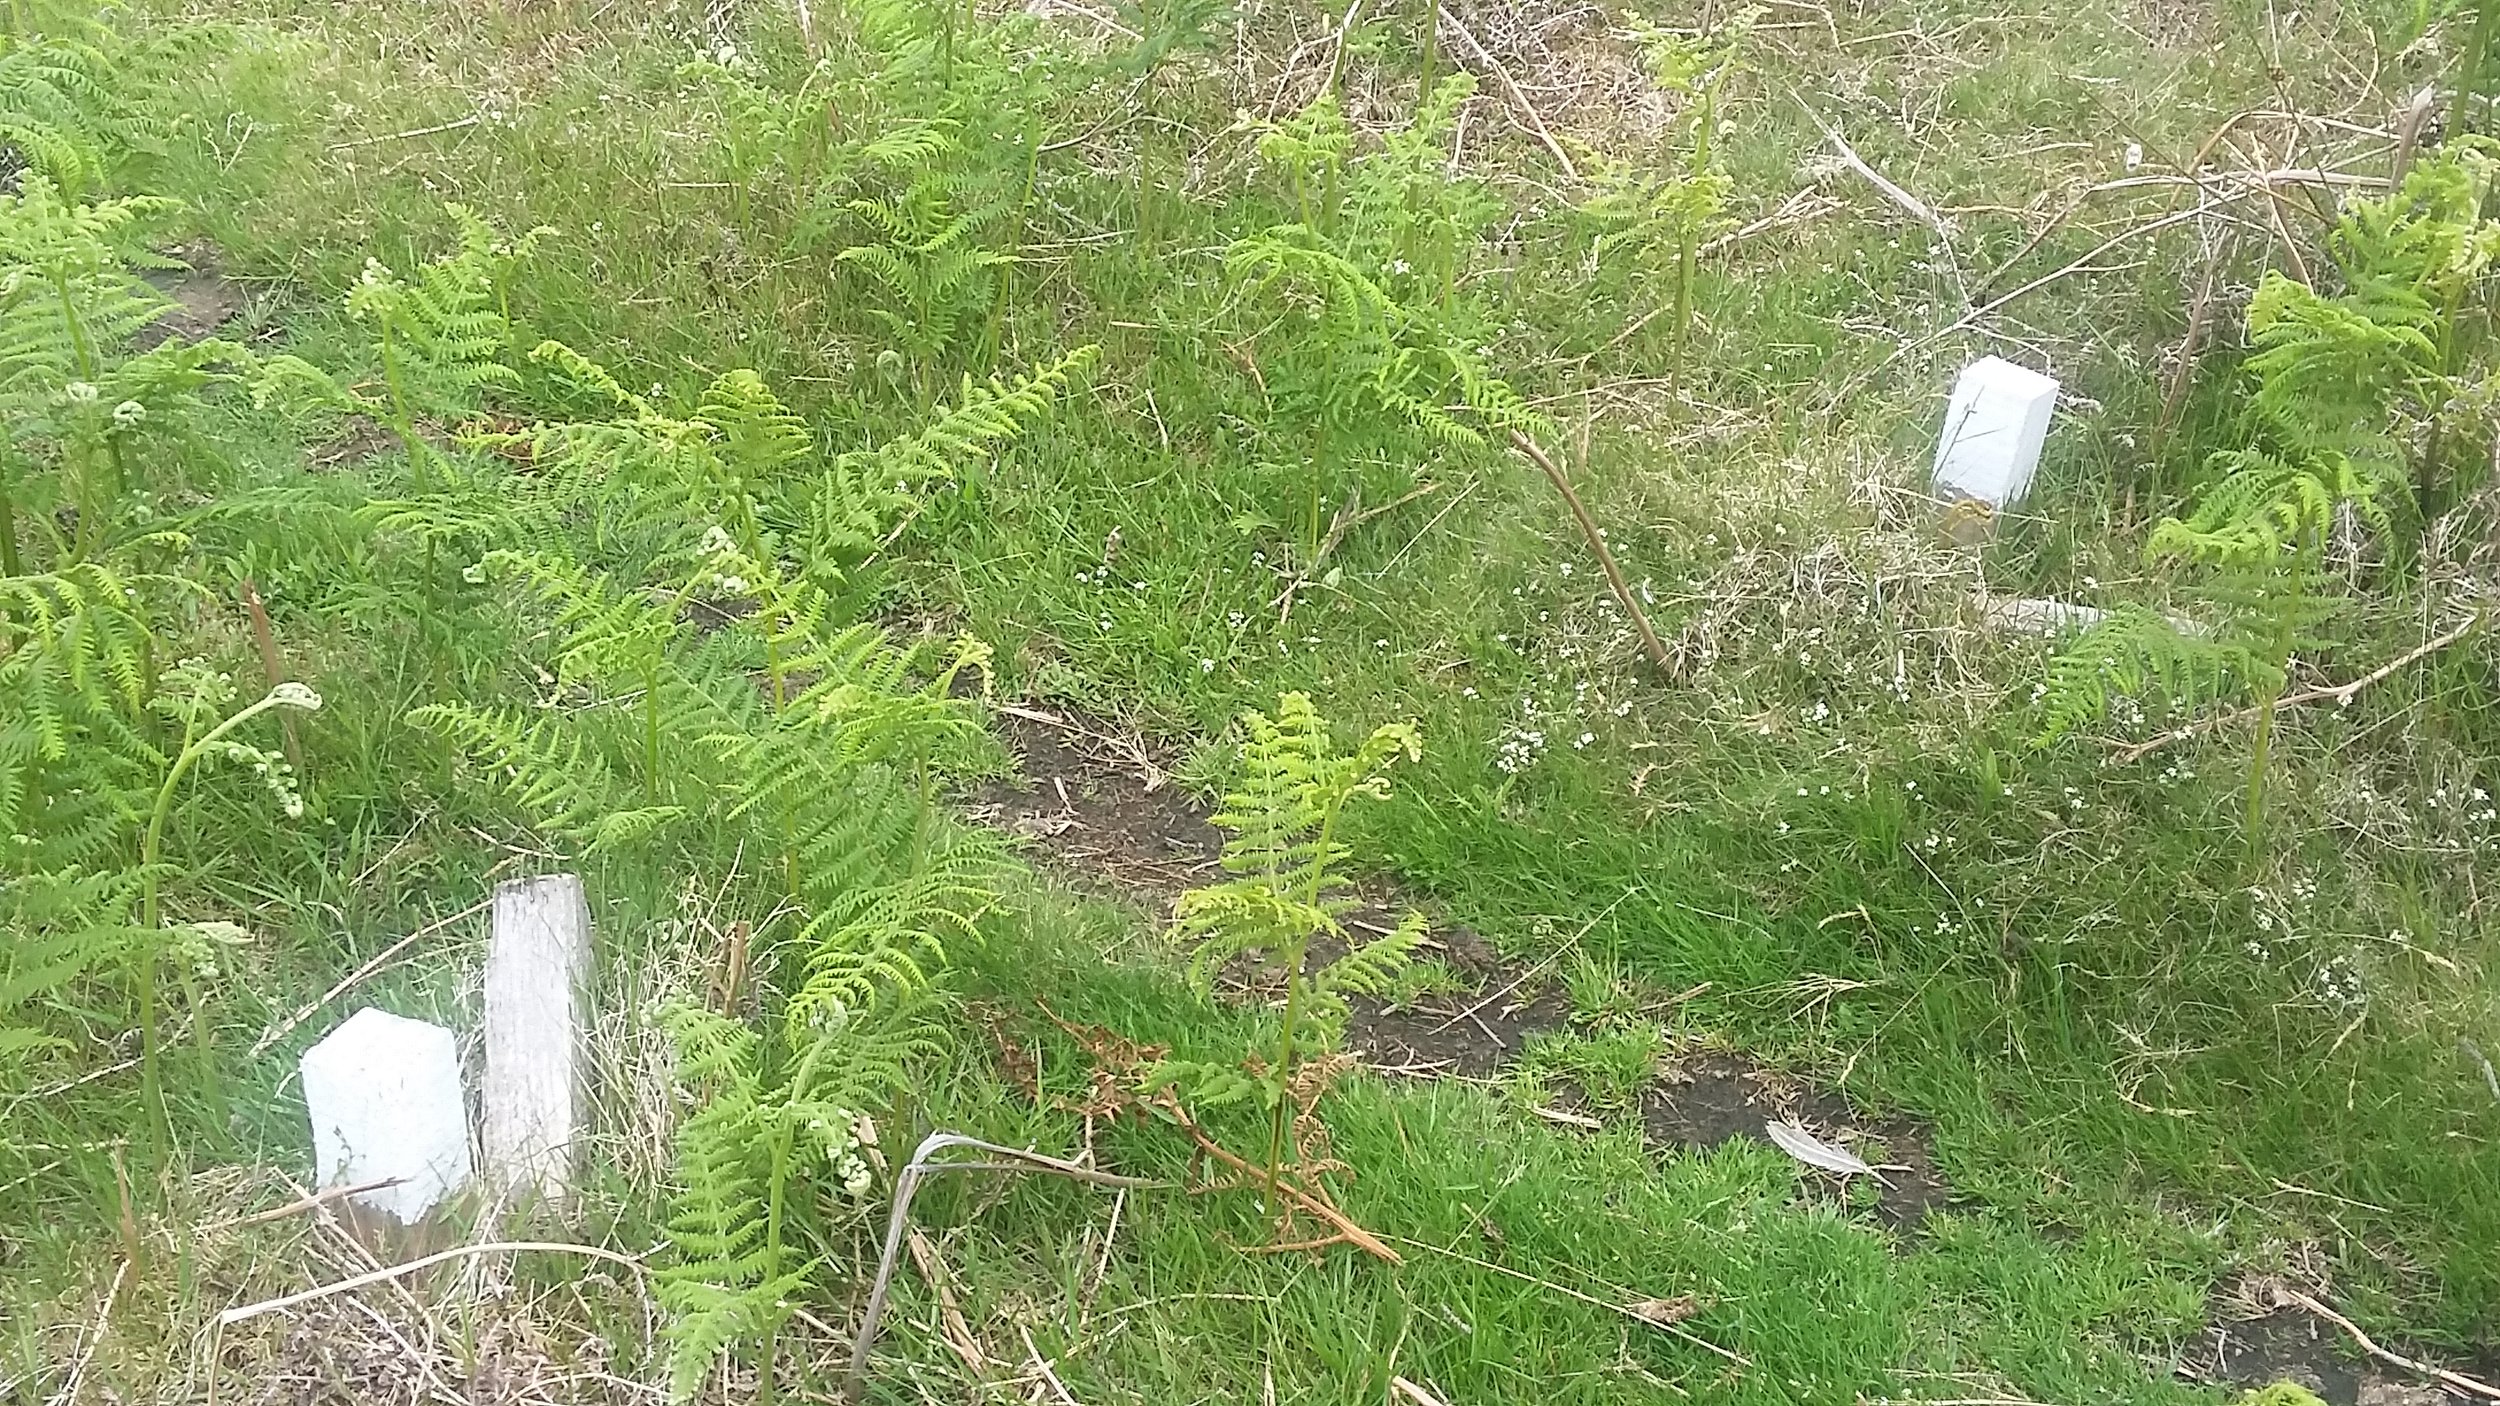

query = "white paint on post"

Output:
[[1931, 356, 2060, 510], [482, 873, 594, 1205], [299, 1007, 473, 1224]]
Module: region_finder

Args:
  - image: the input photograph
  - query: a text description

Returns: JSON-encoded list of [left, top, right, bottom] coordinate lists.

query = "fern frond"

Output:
[[1319, 910, 1428, 1000], [2034, 605, 2255, 742], [653, 1002, 809, 1404], [408, 699, 678, 847]]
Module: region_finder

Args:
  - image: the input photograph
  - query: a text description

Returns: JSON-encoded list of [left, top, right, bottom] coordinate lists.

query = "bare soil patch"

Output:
[[970, 703, 1951, 1225], [140, 244, 251, 348]]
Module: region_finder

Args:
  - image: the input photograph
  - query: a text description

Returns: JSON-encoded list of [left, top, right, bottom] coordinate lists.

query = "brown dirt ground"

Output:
[[968, 703, 1948, 1228], [139, 245, 251, 348], [967, 703, 2500, 1405]]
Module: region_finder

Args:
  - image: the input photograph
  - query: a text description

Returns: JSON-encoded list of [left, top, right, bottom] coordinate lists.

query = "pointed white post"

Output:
[[299, 1007, 472, 1224]]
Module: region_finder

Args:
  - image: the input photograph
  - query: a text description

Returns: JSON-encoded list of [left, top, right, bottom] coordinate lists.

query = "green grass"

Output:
[[5, 0, 2499, 1398]]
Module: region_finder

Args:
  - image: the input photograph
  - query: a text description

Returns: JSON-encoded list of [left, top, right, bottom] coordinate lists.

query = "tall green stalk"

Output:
[[136, 683, 320, 1146], [0, 459, 21, 578], [1261, 787, 1350, 1212], [2243, 689, 2277, 843]]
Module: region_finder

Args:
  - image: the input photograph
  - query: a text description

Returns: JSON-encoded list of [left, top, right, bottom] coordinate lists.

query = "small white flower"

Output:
[[1200, 658, 1216, 674], [112, 399, 146, 427], [271, 682, 323, 711]]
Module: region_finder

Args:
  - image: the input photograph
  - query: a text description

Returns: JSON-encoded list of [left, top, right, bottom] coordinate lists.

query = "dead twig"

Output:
[[845, 1133, 1162, 1404], [1384, 1234, 1750, 1367], [2110, 613, 2484, 764], [2277, 1285, 2500, 1400], [1507, 431, 1676, 678], [1436, 9, 1578, 179], [197, 1176, 406, 1234]]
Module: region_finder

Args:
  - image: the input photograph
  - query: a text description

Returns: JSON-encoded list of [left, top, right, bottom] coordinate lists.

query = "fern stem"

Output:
[[378, 323, 430, 491], [1265, 782, 1353, 1209], [643, 663, 662, 803], [1417, 1, 1440, 111], [138, 687, 305, 1144], [1264, 931, 1307, 1219], [51, 271, 98, 381], [979, 120, 1042, 374], [0, 460, 21, 578], [2243, 688, 2277, 843]]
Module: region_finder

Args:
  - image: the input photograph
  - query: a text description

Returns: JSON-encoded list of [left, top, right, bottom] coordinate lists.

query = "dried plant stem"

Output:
[[1384, 1234, 1750, 1367], [2145, 230, 2232, 504], [2110, 613, 2484, 765], [215, 1240, 648, 1326], [1506, 431, 1675, 678], [239, 580, 302, 768], [845, 1134, 1159, 1404], [1167, 1111, 1399, 1262], [197, 1176, 404, 1234], [2278, 1286, 2500, 1401], [1435, 8, 1577, 178]]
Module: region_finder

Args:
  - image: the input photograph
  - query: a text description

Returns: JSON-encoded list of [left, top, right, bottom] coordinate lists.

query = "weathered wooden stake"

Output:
[[482, 873, 593, 1206]]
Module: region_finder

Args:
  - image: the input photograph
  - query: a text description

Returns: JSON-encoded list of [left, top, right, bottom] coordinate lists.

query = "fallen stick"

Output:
[[1384, 1234, 1749, 1367], [198, 1177, 405, 1234], [845, 1134, 1160, 1404], [1507, 431, 1676, 678], [1436, 9, 1578, 179], [2279, 1286, 2500, 1401], [2110, 613, 2484, 764]]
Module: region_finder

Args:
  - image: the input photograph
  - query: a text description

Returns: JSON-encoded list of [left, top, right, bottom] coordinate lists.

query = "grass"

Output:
[[3, 0, 2498, 1399]]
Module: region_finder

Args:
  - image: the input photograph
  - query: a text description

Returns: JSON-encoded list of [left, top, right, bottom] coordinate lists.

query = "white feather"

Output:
[[1763, 1120, 1891, 1186]]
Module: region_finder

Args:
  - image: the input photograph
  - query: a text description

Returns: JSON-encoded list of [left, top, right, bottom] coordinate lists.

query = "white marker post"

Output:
[[1931, 356, 2060, 510], [299, 1007, 473, 1224], [481, 873, 594, 1206]]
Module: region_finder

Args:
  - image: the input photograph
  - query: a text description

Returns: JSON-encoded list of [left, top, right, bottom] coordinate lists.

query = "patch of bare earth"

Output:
[[967, 706, 2500, 1404], [968, 703, 1949, 1229], [139, 244, 251, 348]]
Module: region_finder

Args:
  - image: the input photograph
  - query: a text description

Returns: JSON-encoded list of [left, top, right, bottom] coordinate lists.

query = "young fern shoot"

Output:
[[2034, 158, 2480, 837], [1159, 693, 1425, 1208]]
